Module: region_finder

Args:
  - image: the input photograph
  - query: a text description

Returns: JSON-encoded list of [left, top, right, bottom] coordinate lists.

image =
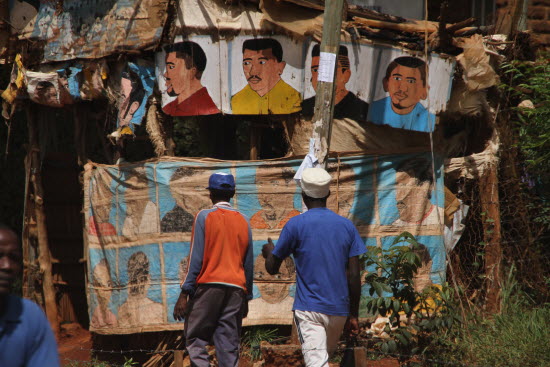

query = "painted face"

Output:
[[169, 169, 212, 212], [326, 164, 355, 218], [164, 52, 197, 97], [413, 259, 433, 293], [384, 65, 427, 115], [242, 48, 284, 97], [256, 167, 295, 210], [310, 56, 351, 93], [0, 229, 21, 296], [36, 85, 58, 105], [395, 171, 432, 223], [93, 262, 113, 303]]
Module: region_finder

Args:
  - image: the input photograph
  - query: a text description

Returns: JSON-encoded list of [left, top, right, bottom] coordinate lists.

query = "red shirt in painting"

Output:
[[162, 87, 220, 116]]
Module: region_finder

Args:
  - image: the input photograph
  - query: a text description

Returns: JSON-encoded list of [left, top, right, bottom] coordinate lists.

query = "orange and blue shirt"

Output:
[[181, 202, 254, 299]]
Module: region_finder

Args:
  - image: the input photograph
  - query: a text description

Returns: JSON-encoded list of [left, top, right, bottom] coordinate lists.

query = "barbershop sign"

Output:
[[156, 35, 455, 132]]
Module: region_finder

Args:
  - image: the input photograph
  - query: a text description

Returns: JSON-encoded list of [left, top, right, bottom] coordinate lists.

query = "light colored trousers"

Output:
[[294, 310, 347, 367]]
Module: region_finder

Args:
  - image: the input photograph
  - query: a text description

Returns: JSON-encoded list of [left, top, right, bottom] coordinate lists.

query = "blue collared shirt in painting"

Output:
[[369, 96, 435, 132], [272, 208, 366, 317], [0, 295, 60, 367]]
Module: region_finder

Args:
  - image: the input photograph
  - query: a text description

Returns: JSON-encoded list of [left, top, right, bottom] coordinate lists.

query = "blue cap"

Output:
[[207, 172, 236, 191]]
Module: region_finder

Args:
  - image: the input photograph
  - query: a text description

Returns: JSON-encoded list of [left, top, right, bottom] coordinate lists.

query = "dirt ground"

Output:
[[57, 324, 401, 367]]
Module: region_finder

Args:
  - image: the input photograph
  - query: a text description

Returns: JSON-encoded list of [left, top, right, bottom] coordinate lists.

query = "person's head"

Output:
[[0, 225, 21, 298], [255, 165, 296, 210], [119, 69, 145, 126], [254, 249, 295, 304], [92, 259, 113, 304], [383, 56, 428, 115], [395, 158, 434, 223], [300, 167, 332, 209], [35, 81, 58, 105], [163, 41, 207, 97], [127, 251, 150, 297], [326, 162, 355, 218], [411, 243, 433, 292], [169, 167, 211, 212], [241, 38, 286, 97], [310, 44, 351, 92], [206, 172, 236, 204]]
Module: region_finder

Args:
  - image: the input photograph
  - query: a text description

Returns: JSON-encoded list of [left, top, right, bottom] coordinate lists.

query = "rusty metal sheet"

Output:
[[13, 0, 169, 63]]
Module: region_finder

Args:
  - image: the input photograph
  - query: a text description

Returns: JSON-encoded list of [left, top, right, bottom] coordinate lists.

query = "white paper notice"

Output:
[[318, 52, 336, 83]]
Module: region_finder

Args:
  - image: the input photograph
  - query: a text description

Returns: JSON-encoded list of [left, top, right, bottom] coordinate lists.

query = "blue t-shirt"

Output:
[[368, 96, 435, 132], [272, 208, 366, 316], [0, 295, 60, 367]]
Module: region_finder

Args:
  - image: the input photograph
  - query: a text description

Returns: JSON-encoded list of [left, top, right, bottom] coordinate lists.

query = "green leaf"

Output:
[[396, 333, 409, 346]]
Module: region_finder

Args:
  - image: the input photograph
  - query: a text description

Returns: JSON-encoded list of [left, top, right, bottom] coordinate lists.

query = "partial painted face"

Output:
[[36, 85, 58, 105], [118, 77, 136, 125], [164, 52, 197, 97], [310, 56, 351, 93], [242, 48, 284, 96], [395, 172, 432, 223], [93, 262, 113, 302], [256, 167, 295, 209], [384, 65, 427, 114], [169, 170, 212, 212], [0, 229, 21, 296]]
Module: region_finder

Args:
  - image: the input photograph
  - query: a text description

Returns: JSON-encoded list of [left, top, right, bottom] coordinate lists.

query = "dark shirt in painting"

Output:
[[302, 92, 369, 122], [161, 205, 195, 233]]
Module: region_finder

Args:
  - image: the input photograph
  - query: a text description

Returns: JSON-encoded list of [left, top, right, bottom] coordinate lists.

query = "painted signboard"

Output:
[[156, 36, 453, 132], [84, 152, 445, 334]]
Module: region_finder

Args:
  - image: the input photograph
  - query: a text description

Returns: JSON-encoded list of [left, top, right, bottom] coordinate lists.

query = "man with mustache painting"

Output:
[[368, 56, 435, 133], [162, 41, 220, 116], [231, 38, 301, 115]]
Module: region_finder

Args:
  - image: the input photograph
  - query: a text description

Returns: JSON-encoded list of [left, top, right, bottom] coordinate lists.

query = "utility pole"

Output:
[[311, 0, 346, 167]]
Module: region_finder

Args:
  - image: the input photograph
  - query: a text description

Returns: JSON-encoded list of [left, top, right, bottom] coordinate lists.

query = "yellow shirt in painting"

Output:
[[231, 79, 302, 115]]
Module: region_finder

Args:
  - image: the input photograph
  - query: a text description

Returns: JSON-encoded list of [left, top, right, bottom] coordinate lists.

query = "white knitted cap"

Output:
[[300, 167, 331, 198]]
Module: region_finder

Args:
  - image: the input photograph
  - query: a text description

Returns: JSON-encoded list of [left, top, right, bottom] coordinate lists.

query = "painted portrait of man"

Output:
[[118, 69, 145, 128], [160, 167, 211, 233], [392, 158, 444, 226], [231, 38, 301, 115], [162, 41, 220, 116], [250, 165, 300, 230], [246, 250, 295, 324], [368, 56, 435, 132], [302, 44, 369, 121], [34, 81, 59, 106], [117, 251, 164, 327]]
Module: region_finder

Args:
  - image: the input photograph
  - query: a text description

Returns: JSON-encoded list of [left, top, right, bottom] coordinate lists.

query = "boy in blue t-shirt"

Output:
[[262, 167, 365, 367]]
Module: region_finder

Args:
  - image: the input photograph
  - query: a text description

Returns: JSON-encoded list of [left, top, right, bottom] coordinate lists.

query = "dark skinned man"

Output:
[[0, 224, 60, 367], [262, 167, 365, 367], [173, 173, 253, 367]]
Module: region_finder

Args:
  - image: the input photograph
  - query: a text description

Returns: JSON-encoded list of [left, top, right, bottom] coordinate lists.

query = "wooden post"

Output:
[[26, 105, 59, 336], [173, 350, 184, 367], [310, 0, 346, 167], [479, 162, 502, 314]]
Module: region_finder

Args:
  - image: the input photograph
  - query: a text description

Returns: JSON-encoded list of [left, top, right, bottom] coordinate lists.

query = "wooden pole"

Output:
[[479, 162, 502, 314], [26, 105, 59, 336], [311, 0, 346, 167]]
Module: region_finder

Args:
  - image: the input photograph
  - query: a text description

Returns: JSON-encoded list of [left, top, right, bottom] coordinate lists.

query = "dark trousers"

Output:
[[184, 284, 245, 367]]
